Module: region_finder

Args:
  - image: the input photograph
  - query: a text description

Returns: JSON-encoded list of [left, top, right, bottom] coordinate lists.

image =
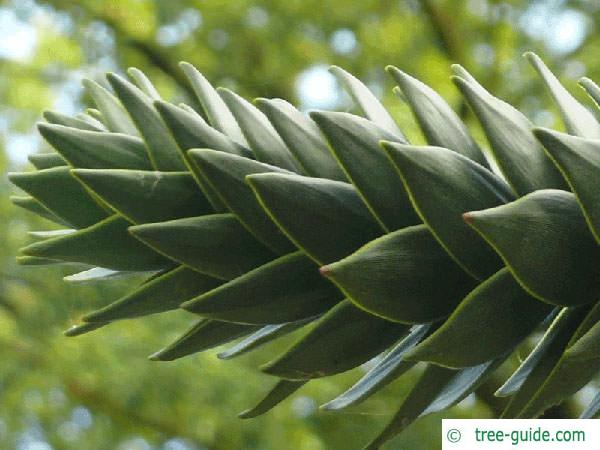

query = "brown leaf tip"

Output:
[[319, 265, 332, 277]]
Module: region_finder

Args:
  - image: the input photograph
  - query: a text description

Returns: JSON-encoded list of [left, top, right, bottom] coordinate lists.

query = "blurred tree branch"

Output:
[[66, 379, 227, 448], [40, 0, 195, 97], [1, 335, 223, 447], [419, 0, 467, 64]]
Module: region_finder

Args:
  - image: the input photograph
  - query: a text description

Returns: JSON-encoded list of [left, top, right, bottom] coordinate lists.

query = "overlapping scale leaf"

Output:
[[182, 251, 339, 324], [322, 324, 430, 411], [517, 303, 600, 418], [384, 143, 514, 279], [365, 359, 503, 450], [149, 319, 259, 361], [452, 67, 567, 195], [466, 190, 600, 306], [129, 214, 276, 280], [43, 110, 104, 132], [8, 167, 109, 228], [494, 308, 559, 397], [38, 123, 152, 170], [218, 319, 313, 360], [218, 87, 302, 172], [63, 267, 137, 283], [386, 66, 488, 167], [500, 307, 587, 418], [247, 173, 383, 265], [128, 67, 162, 100], [534, 128, 600, 243], [28, 152, 66, 170], [20, 215, 169, 271], [72, 169, 212, 224], [261, 300, 409, 380], [107, 72, 186, 171], [311, 111, 418, 231], [186, 149, 294, 254], [11, 195, 70, 226], [153, 100, 232, 212], [321, 225, 475, 323], [83, 266, 221, 322], [329, 65, 405, 138], [525, 52, 600, 139], [406, 269, 551, 368], [255, 98, 346, 180], [179, 62, 248, 145], [154, 100, 252, 158], [82, 79, 139, 135]]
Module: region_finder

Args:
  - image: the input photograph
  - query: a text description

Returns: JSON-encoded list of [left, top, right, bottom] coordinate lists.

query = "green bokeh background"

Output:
[[1, 1, 598, 449]]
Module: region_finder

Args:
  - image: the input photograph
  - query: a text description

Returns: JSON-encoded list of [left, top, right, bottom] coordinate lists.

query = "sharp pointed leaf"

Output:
[[10, 195, 70, 226], [311, 111, 419, 231], [466, 190, 600, 306], [187, 149, 294, 253], [218, 319, 313, 360], [238, 380, 308, 419], [580, 77, 600, 109], [450, 64, 483, 86], [72, 169, 212, 224], [43, 110, 103, 132], [127, 67, 161, 99], [322, 324, 430, 411], [385, 143, 513, 279], [580, 390, 600, 419], [64, 322, 109, 337], [17, 256, 73, 266], [501, 307, 588, 418], [129, 214, 276, 280], [495, 308, 561, 397], [83, 108, 106, 128], [218, 88, 302, 172], [149, 320, 258, 361], [75, 111, 106, 129], [84, 266, 221, 322], [29, 229, 75, 239], [386, 66, 488, 166], [107, 72, 185, 171], [534, 127, 600, 243], [525, 52, 600, 139], [179, 62, 248, 145], [183, 252, 339, 324], [82, 79, 139, 135], [28, 152, 66, 170], [321, 225, 475, 323], [63, 267, 136, 283], [8, 167, 109, 228], [364, 361, 500, 450], [407, 269, 550, 368], [21, 215, 169, 271], [38, 123, 152, 170], [453, 74, 566, 195], [154, 101, 247, 212], [519, 305, 600, 418], [421, 358, 504, 415], [261, 300, 409, 379], [255, 98, 346, 180], [248, 173, 383, 265], [155, 100, 252, 157], [329, 66, 405, 138]]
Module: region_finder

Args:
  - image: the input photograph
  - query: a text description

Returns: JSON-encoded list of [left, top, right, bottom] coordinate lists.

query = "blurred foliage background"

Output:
[[1, 0, 600, 449]]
